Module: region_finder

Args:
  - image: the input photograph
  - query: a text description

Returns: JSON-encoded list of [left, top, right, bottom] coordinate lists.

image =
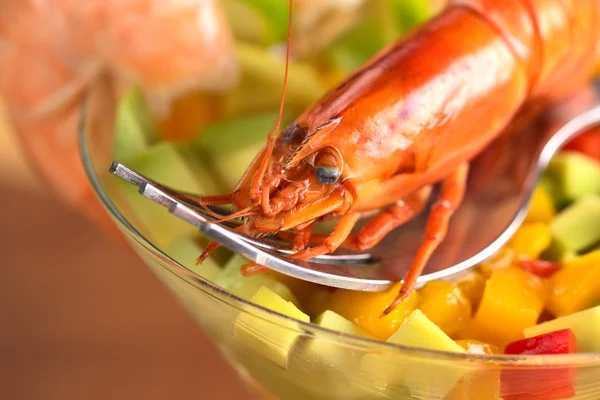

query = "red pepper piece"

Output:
[[501, 329, 577, 400], [563, 127, 600, 161], [518, 259, 562, 278]]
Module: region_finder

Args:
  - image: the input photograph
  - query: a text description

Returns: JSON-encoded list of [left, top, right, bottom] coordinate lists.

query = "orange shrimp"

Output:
[[197, 0, 600, 315], [0, 0, 238, 228]]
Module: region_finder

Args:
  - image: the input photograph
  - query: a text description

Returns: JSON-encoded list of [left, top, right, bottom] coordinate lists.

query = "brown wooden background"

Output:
[[0, 100, 256, 399]]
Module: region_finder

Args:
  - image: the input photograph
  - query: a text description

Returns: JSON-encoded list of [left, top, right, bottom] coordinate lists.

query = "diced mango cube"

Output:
[[471, 267, 547, 346], [547, 250, 600, 316], [326, 283, 420, 340], [360, 310, 466, 399], [508, 222, 553, 260], [456, 269, 487, 308], [233, 286, 310, 368], [524, 306, 600, 352], [157, 90, 223, 142], [417, 281, 471, 338], [524, 185, 556, 223]]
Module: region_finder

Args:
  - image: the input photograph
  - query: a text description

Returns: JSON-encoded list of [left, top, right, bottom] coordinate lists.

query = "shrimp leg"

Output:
[[308, 185, 433, 252], [290, 213, 361, 260], [383, 163, 469, 316]]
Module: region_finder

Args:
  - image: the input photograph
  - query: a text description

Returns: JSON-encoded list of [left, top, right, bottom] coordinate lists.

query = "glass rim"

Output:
[[77, 92, 600, 367]]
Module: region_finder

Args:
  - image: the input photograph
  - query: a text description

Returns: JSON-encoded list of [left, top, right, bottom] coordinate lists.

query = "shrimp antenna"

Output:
[[250, 0, 293, 199]]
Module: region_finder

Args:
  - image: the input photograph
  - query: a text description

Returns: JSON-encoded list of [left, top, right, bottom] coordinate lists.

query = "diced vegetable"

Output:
[[361, 310, 466, 398], [456, 269, 487, 307], [165, 236, 224, 282], [214, 255, 300, 305], [547, 250, 600, 316], [471, 267, 547, 345], [114, 142, 221, 247], [524, 306, 600, 352], [539, 175, 568, 210], [517, 259, 562, 278], [389, 0, 432, 33], [224, 43, 325, 116], [550, 195, 600, 253], [326, 283, 420, 339], [509, 223, 553, 260], [221, 0, 289, 45], [233, 286, 310, 368], [524, 185, 556, 223], [157, 91, 223, 142], [303, 310, 375, 372], [504, 329, 577, 355], [113, 86, 157, 162], [195, 112, 278, 191], [501, 329, 577, 400], [388, 309, 465, 351], [545, 151, 600, 202], [417, 281, 471, 337], [325, 17, 387, 74]]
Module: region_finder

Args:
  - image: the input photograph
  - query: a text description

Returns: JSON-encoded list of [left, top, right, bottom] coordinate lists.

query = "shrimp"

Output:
[[0, 0, 238, 226], [196, 0, 600, 315]]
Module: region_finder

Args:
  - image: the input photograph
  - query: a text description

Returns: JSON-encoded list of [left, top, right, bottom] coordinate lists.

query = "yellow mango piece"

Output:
[[524, 185, 556, 223], [157, 91, 223, 142], [456, 269, 487, 309], [418, 281, 472, 338], [508, 222, 553, 260], [360, 310, 466, 399], [233, 286, 310, 368], [326, 283, 420, 340], [547, 250, 600, 317], [524, 306, 600, 352], [471, 267, 547, 346]]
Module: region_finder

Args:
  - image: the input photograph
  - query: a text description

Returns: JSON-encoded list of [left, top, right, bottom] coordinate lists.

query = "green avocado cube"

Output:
[[233, 286, 310, 368], [195, 112, 277, 192], [303, 310, 374, 370], [214, 255, 299, 305], [113, 87, 157, 162], [546, 151, 600, 202], [550, 195, 600, 253]]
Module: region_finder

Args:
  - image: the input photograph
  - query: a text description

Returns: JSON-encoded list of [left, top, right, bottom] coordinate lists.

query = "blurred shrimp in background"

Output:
[[0, 0, 238, 227]]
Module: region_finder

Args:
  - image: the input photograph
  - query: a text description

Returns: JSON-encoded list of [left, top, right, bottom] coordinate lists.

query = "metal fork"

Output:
[[109, 87, 600, 292]]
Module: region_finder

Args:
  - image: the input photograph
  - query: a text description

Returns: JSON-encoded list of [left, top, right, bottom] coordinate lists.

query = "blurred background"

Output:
[[0, 97, 256, 399]]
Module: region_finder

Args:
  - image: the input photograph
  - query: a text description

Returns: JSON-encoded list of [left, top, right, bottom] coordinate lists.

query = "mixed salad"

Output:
[[109, 1, 600, 399]]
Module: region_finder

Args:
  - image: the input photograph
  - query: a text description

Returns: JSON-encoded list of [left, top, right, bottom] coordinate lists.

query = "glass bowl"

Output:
[[78, 77, 600, 400]]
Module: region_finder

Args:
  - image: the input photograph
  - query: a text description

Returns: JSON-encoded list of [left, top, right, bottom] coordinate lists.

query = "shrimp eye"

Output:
[[315, 166, 340, 184]]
